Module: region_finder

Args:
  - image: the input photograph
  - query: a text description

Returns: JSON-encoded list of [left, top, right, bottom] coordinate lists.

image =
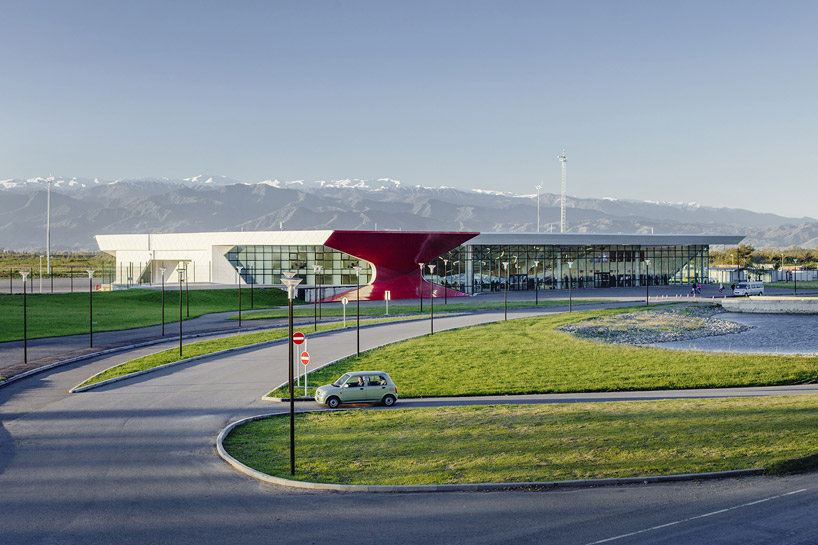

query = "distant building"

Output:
[[96, 230, 744, 300]]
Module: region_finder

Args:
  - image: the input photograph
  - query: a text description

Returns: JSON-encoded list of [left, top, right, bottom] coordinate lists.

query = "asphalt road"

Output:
[[2, 304, 818, 544]]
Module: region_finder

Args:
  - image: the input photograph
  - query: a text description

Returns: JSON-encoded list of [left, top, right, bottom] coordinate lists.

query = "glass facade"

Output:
[[225, 245, 370, 286], [424, 244, 709, 293], [225, 242, 709, 293]]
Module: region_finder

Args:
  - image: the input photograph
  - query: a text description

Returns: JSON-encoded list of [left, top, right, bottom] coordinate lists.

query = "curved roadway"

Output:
[[2, 305, 818, 545]]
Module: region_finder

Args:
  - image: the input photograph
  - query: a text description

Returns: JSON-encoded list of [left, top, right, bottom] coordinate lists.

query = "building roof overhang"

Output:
[[467, 232, 745, 246]]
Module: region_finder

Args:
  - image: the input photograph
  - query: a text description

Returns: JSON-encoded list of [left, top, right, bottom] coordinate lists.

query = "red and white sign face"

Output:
[[300, 351, 310, 366], [292, 332, 305, 345]]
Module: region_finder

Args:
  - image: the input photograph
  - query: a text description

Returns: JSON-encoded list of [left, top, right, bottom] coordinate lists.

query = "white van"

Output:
[[733, 281, 764, 296]]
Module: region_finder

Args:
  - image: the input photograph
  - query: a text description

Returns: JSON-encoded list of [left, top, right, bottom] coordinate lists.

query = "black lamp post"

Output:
[[178, 265, 184, 357], [442, 258, 449, 304], [794, 258, 798, 296], [418, 263, 424, 312], [159, 267, 166, 336], [533, 260, 540, 306], [86, 269, 95, 347], [236, 266, 243, 329], [281, 271, 302, 476], [185, 265, 190, 318], [353, 265, 362, 356], [645, 259, 651, 306], [428, 263, 436, 334], [567, 261, 574, 312], [250, 264, 254, 309], [20, 271, 29, 364], [312, 264, 322, 331], [502, 261, 509, 321]]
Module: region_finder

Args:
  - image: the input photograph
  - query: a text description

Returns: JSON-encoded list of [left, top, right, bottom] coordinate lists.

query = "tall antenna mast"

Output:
[[46, 175, 54, 274], [558, 151, 567, 233], [535, 183, 542, 232]]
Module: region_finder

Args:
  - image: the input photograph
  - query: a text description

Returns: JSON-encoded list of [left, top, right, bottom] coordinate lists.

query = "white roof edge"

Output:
[[467, 233, 745, 246], [95, 230, 335, 252]]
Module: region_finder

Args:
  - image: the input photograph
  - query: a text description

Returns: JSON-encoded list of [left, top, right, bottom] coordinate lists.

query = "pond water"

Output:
[[653, 312, 818, 355]]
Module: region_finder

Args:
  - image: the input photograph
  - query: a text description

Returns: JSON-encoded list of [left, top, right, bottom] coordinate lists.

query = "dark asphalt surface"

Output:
[[2, 291, 818, 544]]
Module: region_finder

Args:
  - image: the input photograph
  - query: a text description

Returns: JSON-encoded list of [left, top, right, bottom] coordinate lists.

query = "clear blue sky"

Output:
[[2, 1, 816, 218]]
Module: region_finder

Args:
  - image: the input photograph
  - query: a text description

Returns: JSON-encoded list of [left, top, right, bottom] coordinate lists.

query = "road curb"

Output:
[[216, 412, 766, 493]]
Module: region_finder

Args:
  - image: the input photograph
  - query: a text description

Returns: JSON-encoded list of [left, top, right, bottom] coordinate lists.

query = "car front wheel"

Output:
[[382, 395, 396, 407], [326, 396, 340, 409]]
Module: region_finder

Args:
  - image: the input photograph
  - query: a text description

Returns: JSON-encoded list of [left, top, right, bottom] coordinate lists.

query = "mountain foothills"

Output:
[[1, 176, 816, 251]]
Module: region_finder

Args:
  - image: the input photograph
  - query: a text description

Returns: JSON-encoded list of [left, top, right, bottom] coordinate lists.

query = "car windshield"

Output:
[[333, 373, 350, 387]]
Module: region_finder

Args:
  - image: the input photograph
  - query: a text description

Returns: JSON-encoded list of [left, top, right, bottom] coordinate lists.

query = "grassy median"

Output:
[[223, 395, 818, 485], [269, 308, 818, 398], [0, 288, 292, 342], [765, 281, 818, 290]]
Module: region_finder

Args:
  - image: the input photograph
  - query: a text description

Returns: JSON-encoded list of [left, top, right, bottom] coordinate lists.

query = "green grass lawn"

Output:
[[269, 308, 818, 398], [765, 281, 818, 290], [223, 396, 818, 485], [237, 298, 612, 321], [76, 315, 420, 389], [0, 288, 292, 342]]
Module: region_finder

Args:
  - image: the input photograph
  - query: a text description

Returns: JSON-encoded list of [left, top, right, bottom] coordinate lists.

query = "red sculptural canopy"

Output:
[[323, 230, 478, 301]]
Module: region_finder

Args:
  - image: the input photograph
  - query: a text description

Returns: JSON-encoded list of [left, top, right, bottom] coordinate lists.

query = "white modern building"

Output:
[[96, 230, 745, 300]]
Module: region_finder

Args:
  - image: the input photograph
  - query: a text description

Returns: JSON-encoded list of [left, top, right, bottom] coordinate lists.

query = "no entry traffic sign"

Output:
[[300, 351, 310, 365], [292, 332, 305, 345]]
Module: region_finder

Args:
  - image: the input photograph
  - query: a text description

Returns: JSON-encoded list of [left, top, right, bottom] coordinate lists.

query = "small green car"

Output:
[[314, 371, 398, 409]]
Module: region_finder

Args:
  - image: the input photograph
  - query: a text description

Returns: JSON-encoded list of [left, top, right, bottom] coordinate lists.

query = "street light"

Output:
[[20, 271, 29, 364], [160, 267, 167, 336], [281, 271, 303, 476], [644, 259, 651, 306], [352, 265, 362, 356], [86, 269, 95, 347], [178, 265, 185, 357], [428, 263, 436, 334], [536, 184, 542, 232], [794, 258, 798, 296], [185, 264, 190, 318], [442, 258, 449, 304], [312, 264, 323, 331], [236, 266, 243, 329], [502, 261, 509, 321], [418, 262, 424, 312], [533, 260, 540, 306], [39, 255, 44, 294], [567, 261, 574, 312]]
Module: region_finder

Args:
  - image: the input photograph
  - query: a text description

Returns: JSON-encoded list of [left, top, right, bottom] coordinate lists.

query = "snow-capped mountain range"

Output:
[[0, 175, 816, 250]]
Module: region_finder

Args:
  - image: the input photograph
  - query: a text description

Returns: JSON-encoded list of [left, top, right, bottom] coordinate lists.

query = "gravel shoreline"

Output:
[[558, 305, 753, 346]]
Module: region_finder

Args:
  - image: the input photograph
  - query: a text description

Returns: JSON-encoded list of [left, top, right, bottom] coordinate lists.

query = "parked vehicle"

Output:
[[315, 371, 398, 408], [733, 281, 764, 296]]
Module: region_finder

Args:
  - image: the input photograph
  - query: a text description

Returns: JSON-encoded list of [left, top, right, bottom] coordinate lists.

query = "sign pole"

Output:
[[302, 348, 310, 397]]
